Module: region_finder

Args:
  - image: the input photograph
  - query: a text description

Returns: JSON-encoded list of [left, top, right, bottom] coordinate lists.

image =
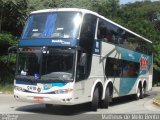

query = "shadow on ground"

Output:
[[110, 94, 150, 106]]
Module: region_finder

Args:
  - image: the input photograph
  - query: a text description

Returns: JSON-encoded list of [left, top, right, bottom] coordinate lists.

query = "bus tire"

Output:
[[45, 104, 53, 110], [135, 86, 141, 100], [91, 87, 99, 111], [102, 87, 110, 109], [141, 86, 146, 99]]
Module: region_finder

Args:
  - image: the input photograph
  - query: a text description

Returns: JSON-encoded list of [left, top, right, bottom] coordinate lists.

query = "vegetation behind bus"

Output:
[[0, 0, 160, 88]]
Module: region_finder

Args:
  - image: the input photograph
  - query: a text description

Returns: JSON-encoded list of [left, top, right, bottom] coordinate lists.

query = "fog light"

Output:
[[14, 95, 19, 99], [54, 89, 73, 94]]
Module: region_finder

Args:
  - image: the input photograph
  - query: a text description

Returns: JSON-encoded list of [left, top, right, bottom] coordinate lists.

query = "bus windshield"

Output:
[[17, 51, 41, 77], [22, 12, 82, 39], [16, 47, 75, 81], [41, 48, 75, 81]]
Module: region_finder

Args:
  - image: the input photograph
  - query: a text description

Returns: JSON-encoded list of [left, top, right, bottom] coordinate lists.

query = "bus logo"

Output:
[[140, 57, 148, 71], [37, 88, 41, 93], [34, 73, 39, 80]]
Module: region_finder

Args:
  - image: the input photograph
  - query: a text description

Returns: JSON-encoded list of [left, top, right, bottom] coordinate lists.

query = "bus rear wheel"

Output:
[[91, 87, 99, 111], [102, 87, 110, 108], [141, 86, 146, 99], [135, 86, 141, 100]]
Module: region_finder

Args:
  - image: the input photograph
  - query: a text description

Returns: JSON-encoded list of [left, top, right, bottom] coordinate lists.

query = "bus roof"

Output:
[[31, 8, 152, 44]]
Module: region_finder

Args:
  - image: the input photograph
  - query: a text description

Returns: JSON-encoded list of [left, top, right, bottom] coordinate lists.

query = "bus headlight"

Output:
[[54, 89, 73, 94]]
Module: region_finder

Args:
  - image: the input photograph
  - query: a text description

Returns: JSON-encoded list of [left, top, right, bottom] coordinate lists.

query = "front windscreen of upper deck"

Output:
[[20, 11, 82, 46]]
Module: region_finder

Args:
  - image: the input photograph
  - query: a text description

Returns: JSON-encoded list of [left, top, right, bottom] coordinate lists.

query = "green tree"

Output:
[[0, 0, 26, 84], [0, 0, 28, 36], [27, 0, 120, 18], [0, 32, 17, 84]]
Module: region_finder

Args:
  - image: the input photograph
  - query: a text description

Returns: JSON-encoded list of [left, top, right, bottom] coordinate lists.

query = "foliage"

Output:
[[0, 32, 17, 84], [0, 33, 17, 54], [0, 0, 26, 84], [27, 0, 53, 11], [27, 0, 120, 18], [0, 84, 13, 94], [0, 0, 28, 36], [154, 93, 160, 106]]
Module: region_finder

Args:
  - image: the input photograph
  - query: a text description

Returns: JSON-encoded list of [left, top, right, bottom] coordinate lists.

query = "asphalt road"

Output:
[[0, 87, 160, 120]]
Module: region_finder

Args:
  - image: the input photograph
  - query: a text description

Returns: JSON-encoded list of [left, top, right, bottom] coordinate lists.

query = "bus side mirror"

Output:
[[7, 46, 18, 63], [8, 46, 17, 53]]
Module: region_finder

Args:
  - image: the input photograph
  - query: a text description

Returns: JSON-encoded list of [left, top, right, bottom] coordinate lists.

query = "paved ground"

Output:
[[0, 87, 160, 120]]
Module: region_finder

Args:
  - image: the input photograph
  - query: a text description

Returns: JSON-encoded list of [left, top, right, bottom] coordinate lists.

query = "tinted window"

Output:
[[105, 57, 140, 77], [97, 19, 118, 43], [80, 14, 97, 40], [97, 18, 152, 55]]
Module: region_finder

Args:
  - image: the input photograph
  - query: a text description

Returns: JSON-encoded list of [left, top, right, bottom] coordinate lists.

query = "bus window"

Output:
[[97, 19, 122, 44], [80, 14, 97, 40], [105, 57, 140, 78], [79, 14, 97, 53], [79, 14, 97, 79], [121, 61, 140, 77], [97, 19, 112, 42], [105, 57, 121, 77]]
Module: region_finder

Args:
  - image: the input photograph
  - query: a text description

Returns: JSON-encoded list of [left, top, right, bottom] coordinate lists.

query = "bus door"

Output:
[[74, 13, 97, 102]]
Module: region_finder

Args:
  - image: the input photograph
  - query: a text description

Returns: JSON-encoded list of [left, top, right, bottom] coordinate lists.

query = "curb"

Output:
[[153, 99, 160, 107]]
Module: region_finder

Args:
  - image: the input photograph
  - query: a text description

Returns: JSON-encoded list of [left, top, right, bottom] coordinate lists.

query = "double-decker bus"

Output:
[[13, 8, 153, 111]]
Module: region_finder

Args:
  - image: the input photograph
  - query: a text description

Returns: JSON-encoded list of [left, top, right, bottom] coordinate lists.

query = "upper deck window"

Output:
[[22, 12, 82, 39]]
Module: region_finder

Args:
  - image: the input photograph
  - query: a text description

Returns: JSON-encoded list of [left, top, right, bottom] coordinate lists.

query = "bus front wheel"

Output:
[[91, 87, 99, 111]]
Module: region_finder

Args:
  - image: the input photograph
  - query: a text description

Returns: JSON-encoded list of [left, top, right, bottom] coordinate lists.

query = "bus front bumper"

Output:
[[14, 90, 75, 105]]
